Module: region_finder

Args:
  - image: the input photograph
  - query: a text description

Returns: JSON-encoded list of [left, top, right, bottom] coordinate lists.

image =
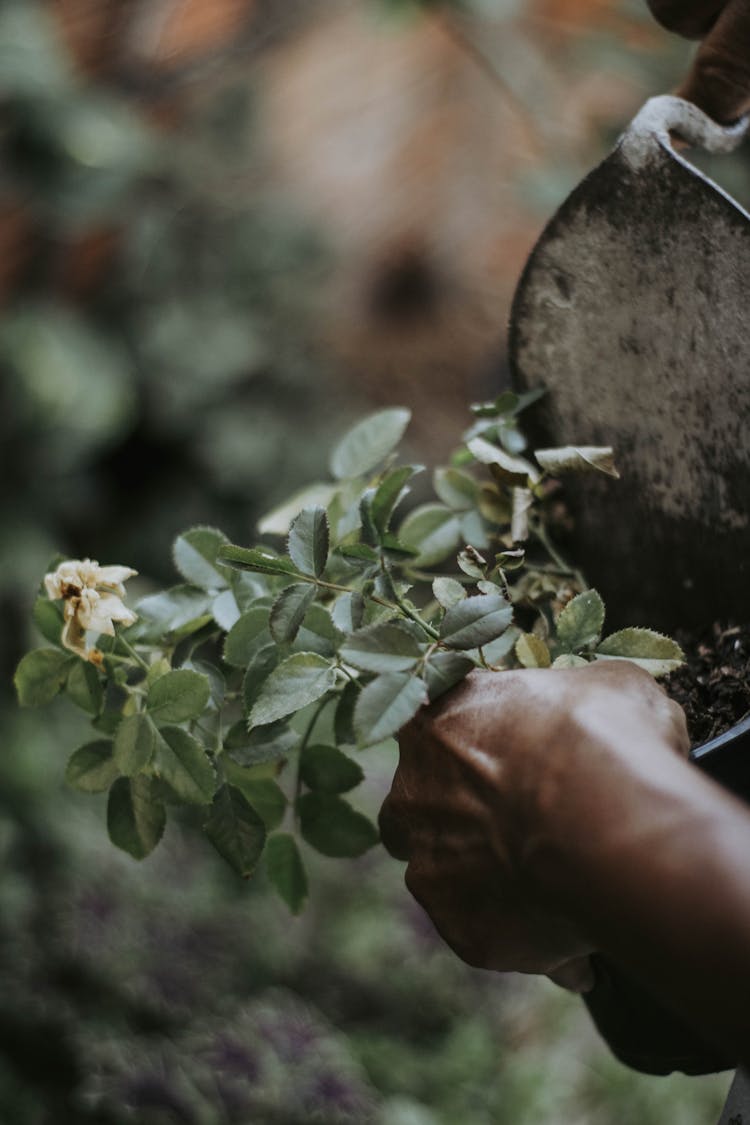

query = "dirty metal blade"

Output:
[[509, 97, 750, 630]]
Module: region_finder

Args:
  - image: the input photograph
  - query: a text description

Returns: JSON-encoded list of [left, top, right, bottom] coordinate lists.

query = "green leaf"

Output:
[[258, 482, 337, 537], [466, 437, 538, 482], [535, 446, 619, 479], [432, 576, 466, 609], [288, 507, 329, 578], [107, 776, 166, 860], [114, 712, 157, 776], [225, 719, 298, 765], [173, 526, 229, 590], [300, 744, 364, 794], [218, 545, 300, 578], [265, 834, 308, 914], [354, 672, 428, 747], [223, 608, 270, 668], [248, 653, 337, 729], [204, 785, 266, 878], [340, 621, 423, 673], [269, 583, 316, 644], [65, 740, 119, 793], [66, 660, 103, 715], [14, 648, 74, 707], [334, 680, 359, 746], [439, 593, 513, 650], [555, 590, 605, 652], [552, 653, 589, 668], [242, 645, 280, 714], [423, 652, 474, 701], [295, 603, 343, 658], [372, 465, 419, 533], [331, 592, 365, 634], [515, 633, 551, 669], [224, 762, 287, 830], [135, 585, 213, 641], [32, 596, 64, 645], [212, 589, 241, 631], [155, 726, 216, 804], [433, 467, 478, 510], [298, 793, 378, 857], [147, 669, 211, 724], [596, 628, 684, 676], [398, 504, 462, 567], [336, 543, 379, 564], [457, 548, 486, 580], [330, 407, 411, 480]]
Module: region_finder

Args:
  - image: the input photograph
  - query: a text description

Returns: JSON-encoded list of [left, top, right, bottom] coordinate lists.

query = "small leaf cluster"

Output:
[[15, 400, 683, 909]]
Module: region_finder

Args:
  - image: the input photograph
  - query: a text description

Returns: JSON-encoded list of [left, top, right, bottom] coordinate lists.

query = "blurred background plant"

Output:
[[0, 0, 739, 1120]]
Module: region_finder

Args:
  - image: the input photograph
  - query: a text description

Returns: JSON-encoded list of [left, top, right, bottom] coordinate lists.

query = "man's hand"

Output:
[[379, 662, 689, 983], [647, 0, 750, 121]]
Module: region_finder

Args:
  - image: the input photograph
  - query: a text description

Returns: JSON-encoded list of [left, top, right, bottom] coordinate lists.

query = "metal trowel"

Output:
[[509, 95, 750, 632]]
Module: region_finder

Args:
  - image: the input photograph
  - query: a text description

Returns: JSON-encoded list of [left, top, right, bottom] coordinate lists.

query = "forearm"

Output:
[[526, 724, 750, 1062]]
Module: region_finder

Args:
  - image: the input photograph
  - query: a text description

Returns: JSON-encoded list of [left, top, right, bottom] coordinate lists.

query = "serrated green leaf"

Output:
[[107, 776, 166, 860], [334, 680, 359, 746], [225, 718, 298, 765], [14, 648, 74, 708], [295, 603, 343, 658], [472, 625, 521, 666], [535, 446, 619, 479], [336, 542, 379, 564], [212, 589, 241, 631], [204, 784, 266, 878], [555, 590, 605, 652], [173, 526, 229, 590], [330, 407, 411, 480], [66, 660, 103, 715], [340, 621, 423, 674], [552, 653, 589, 668], [439, 593, 513, 650], [423, 652, 474, 701], [300, 744, 364, 794], [331, 592, 365, 634], [32, 596, 64, 645], [398, 504, 462, 567], [258, 482, 337, 536], [515, 633, 551, 669], [155, 726, 216, 804], [354, 672, 428, 747], [224, 762, 287, 830], [65, 740, 119, 793], [242, 645, 280, 715], [288, 507, 330, 578], [269, 583, 316, 644], [298, 793, 378, 857], [134, 585, 212, 641], [596, 628, 684, 676], [187, 659, 225, 711], [432, 576, 466, 609], [248, 653, 336, 729], [265, 834, 308, 913], [372, 465, 419, 533], [223, 608, 270, 668], [147, 669, 211, 723], [114, 712, 157, 776], [457, 548, 486, 580], [433, 467, 478, 510], [218, 545, 300, 577]]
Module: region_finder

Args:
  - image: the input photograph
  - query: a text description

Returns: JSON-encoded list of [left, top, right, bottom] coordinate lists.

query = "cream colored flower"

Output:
[[44, 558, 138, 661]]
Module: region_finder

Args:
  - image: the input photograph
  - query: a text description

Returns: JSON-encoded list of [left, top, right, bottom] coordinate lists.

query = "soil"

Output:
[[665, 623, 750, 747]]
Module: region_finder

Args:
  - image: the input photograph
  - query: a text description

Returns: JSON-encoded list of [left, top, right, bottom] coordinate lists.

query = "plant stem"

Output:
[[293, 695, 332, 817], [116, 634, 150, 672], [531, 521, 587, 590]]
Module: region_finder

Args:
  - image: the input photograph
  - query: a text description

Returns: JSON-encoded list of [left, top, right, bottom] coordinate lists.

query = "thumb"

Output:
[[677, 0, 750, 122]]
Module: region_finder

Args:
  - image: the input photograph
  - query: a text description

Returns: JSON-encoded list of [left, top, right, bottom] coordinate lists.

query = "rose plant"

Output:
[[14, 394, 684, 911]]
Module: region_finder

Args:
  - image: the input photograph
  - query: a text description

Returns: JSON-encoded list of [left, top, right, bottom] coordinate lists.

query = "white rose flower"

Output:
[[44, 558, 138, 661]]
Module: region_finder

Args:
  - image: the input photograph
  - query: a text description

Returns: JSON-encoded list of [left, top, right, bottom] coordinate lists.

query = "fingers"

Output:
[[678, 0, 750, 121], [646, 0, 726, 39]]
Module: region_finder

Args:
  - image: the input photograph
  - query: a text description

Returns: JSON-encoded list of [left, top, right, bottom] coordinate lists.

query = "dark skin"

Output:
[[380, 1, 750, 1065]]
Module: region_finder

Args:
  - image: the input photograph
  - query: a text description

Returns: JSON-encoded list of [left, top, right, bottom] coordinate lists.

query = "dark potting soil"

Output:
[[664, 623, 750, 747]]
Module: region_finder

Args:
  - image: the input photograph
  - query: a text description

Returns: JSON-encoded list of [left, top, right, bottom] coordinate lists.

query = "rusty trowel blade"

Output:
[[509, 96, 750, 630]]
